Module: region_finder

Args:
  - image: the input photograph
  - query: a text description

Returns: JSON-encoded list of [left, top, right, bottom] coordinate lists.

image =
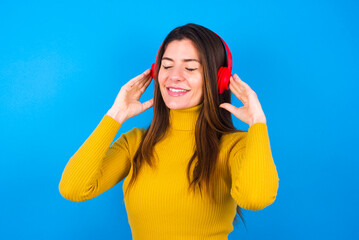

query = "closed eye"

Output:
[[162, 65, 197, 71]]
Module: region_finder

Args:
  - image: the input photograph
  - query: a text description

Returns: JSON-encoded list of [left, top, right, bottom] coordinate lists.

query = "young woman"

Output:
[[59, 23, 279, 239]]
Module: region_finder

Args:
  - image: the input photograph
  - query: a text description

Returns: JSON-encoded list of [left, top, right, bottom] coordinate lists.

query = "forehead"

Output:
[[163, 39, 200, 60]]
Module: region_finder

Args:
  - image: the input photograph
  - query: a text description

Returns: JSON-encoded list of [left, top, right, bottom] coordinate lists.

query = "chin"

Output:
[[164, 101, 194, 110]]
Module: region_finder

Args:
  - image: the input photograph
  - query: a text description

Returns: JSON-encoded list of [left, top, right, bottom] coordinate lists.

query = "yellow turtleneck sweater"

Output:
[[59, 104, 279, 239]]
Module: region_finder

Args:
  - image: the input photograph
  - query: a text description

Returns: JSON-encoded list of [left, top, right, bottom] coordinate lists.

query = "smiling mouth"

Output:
[[167, 87, 189, 92], [166, 87, 190, 96]]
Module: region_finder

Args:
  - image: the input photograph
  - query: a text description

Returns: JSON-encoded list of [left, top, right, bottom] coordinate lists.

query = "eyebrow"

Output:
[[162, 57, 201, 63]]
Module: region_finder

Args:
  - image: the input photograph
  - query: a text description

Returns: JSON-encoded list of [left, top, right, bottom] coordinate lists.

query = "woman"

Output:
[[59, 23, 279, 239]]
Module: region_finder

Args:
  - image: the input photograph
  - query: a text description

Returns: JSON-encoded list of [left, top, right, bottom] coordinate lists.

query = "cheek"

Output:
[[157, 77, 165, 89], [157, 71, 168, 86], [193, 76, 204, 95]]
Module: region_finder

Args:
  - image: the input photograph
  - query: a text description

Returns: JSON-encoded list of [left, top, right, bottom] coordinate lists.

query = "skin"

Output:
[[106, 68, 153, 125], [219, 74, 267, 127], [157, 39, 204, 110], [107, 40, 266, 127]]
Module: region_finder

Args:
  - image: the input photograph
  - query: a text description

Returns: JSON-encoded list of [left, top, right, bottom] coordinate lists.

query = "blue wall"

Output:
[[1, 0, 358, 239]]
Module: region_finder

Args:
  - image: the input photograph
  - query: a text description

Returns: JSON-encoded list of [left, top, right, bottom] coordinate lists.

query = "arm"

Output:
[[229, 122, 279, 211], [59, 69, 153, 202], [58, 114, 133, 202]]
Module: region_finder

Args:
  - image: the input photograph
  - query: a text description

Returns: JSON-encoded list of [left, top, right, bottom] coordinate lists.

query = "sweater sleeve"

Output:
[[229, 122, 279, 211], [58, 114, 135, 202]]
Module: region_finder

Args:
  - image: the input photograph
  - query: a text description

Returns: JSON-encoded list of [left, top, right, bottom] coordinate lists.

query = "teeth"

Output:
[[169, 88, 188, 92]]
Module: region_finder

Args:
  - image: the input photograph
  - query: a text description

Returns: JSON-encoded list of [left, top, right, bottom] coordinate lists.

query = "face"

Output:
[[158, 39, 204, 110]]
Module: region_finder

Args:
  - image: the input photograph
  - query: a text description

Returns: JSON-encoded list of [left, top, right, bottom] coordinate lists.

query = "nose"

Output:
[[168, 66, 185, 82]]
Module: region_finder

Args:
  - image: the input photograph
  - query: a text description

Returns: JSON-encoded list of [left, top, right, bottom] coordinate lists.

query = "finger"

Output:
[[229, 76, 247, 96], [126, 76, 151, 96], [136, 72, 153, 91], [219, 103, 238, 114], [232, 75, 260, 105], [138, 73, 153, 89], [135, 77, 152, 98], [230, 75, 247, 94], [230, 77, 250, 105], [233, 74, 252, 92], [142, 98, 154, 111], [140, 75, 153, 91], [229, 79, 247, 105], [132, 69, 152, 88], [127, 69, 151, 88], [229, 76, 242, 93]]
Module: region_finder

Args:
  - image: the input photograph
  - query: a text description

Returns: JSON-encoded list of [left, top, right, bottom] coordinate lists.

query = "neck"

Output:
[[169, 104, 202, 131]]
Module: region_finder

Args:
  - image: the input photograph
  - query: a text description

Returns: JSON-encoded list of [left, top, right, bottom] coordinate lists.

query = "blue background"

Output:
[[1, 0, 358, 239]]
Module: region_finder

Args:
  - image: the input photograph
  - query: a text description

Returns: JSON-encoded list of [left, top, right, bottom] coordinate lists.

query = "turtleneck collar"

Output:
[[169, 103, 202, 131]]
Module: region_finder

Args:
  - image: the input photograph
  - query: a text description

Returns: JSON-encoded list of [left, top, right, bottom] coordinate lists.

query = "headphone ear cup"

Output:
[[217, 67, 231, 94], [150, 63, 157, 80]]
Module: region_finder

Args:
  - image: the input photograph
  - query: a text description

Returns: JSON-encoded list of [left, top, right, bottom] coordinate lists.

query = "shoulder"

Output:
[[219, 123, 269, 155], [112, 127, 146, 153], [220, 130, 248, 152], [217, 130, 248, 173], [119, 127, 146, 145], [220, 122, 269, 149], [110, 127, 147, 161], [218, 130, 248, 167], [123, 127, 146, 138]]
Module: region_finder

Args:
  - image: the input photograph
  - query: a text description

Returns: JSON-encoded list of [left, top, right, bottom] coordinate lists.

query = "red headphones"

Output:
[[150, 33, 233, 94]]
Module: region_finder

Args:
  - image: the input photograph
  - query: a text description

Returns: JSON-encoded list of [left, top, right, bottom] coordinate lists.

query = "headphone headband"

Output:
[[214, 33, 233, 74]]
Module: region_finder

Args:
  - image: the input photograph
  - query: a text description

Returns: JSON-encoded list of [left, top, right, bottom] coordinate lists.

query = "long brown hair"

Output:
[[125, 23, 247, 229]]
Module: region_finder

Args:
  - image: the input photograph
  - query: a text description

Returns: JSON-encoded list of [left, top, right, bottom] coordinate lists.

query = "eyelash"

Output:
[[163, 66, 197, 71]]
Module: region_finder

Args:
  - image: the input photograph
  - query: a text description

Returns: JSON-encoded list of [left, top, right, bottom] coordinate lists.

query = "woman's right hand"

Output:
[[106, 69, 154, 124]]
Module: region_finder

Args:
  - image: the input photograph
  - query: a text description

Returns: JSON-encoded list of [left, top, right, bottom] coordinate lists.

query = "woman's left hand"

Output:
[[219, 74, 267, 127]]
